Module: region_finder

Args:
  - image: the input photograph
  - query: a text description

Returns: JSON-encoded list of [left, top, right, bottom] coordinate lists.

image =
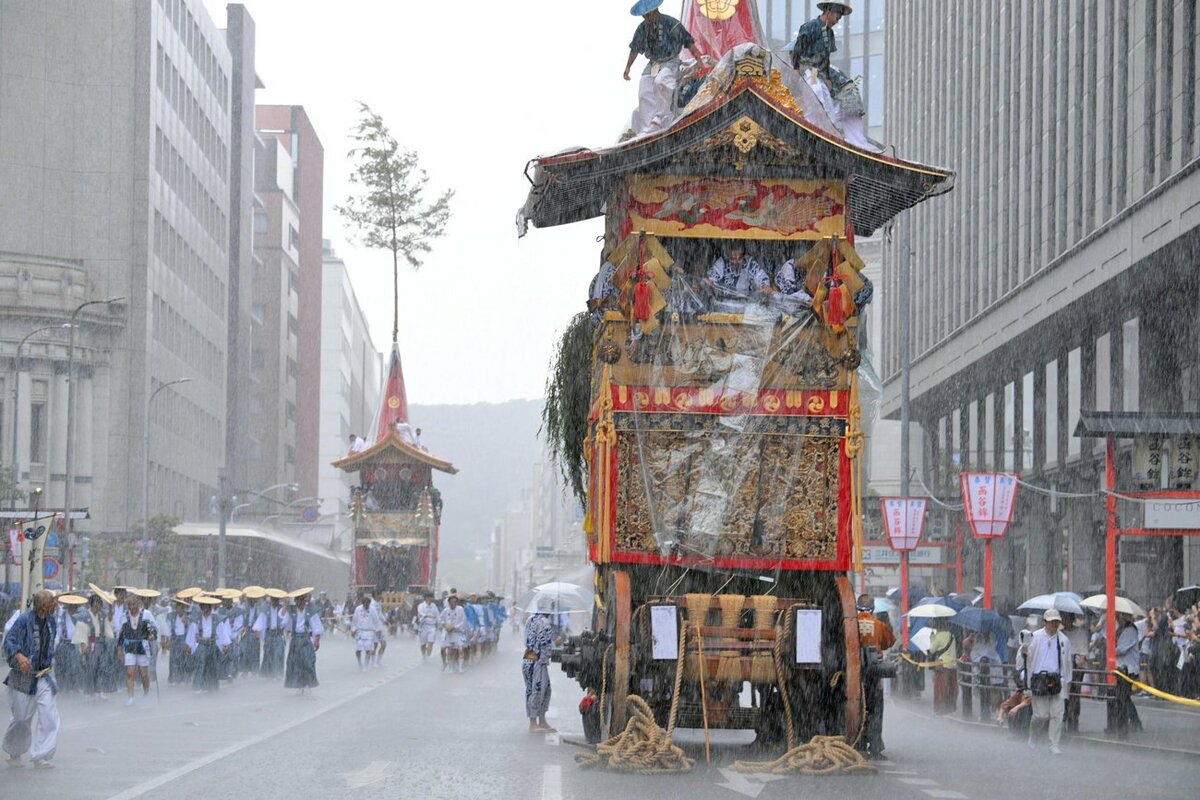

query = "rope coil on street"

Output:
[[729, 735, 876, 776], [575, 695, 695, 774]]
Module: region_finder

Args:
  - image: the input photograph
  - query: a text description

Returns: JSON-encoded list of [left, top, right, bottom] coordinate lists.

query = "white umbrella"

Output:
[[1080, 594, 1146, 618], [1017, 592, 1086, 616], [906, 603, 957, 619], [515, 588, 592, 615], [909, 626, 935, 653], [533, 581, 587, 596]]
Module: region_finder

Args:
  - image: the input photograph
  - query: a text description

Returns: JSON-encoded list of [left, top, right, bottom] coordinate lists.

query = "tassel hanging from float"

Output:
[[826, 280, 848, 331], [634, 270, 652, 320]]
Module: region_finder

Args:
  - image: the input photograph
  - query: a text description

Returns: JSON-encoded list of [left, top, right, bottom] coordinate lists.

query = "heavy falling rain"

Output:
[[1, 1, 1198, 799]]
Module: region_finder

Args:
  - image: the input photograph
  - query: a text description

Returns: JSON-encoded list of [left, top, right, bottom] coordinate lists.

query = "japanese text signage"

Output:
[[960, 472, 1019, 538], [880, 498, 926, 552]]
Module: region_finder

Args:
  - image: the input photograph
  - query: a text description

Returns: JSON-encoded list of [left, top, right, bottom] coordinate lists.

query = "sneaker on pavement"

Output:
[[32, 759, 54, 769], [6, 756, 23, 768], [124, 697, 135, 707], [1050, 745, 1063, 755], [1027, 738, 1037, 750]]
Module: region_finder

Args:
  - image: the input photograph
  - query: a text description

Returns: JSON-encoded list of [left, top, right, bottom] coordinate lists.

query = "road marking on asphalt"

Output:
[[542, 765, 562, 800], [103, 669, 406, 800], [342, 760, 391, 789], [715, 767, 785, 798], [921, 791, 968, 799], [898, 777, 938, 785]]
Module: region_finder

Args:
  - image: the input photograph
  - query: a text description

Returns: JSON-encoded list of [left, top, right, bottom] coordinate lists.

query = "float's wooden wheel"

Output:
[[605, 569, 632, 737], [834, 575, 863, 740]]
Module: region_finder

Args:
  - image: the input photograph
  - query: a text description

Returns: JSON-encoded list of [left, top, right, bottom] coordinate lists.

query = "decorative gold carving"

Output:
[[733, 53, 767, 78], [687, 116, 811, 166], [758, 68, 805, 118], [613, 430, 842, 561]]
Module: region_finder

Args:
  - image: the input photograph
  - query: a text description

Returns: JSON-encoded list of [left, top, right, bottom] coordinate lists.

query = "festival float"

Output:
[[331, 345, 457, 597], [519, 1, 954, 749]]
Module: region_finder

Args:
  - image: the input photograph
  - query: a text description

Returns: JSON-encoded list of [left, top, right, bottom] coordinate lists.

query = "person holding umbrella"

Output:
[[523, 608, 556, 733]]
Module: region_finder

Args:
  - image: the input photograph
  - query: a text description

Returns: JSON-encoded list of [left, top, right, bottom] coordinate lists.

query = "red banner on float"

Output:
[[880, 498, 926, 552], [959, 472, 1019, 538], [683, 0, 765, 60]]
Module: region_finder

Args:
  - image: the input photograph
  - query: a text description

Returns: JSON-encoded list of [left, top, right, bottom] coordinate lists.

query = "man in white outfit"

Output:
[[414, 592, 440, 663], [369, 594, 387, 668], [351, 595, 376, 672], [1017, 609, 1072, 754], [439, 595, 469, 674], [623, 0, 709, 138]]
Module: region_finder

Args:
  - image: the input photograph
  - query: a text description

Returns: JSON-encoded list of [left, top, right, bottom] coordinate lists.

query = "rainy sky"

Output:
[[202, 0, 642, 404]]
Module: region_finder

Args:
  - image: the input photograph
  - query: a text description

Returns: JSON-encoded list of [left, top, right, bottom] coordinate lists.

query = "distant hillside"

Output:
[[409, 400, 543, 589]]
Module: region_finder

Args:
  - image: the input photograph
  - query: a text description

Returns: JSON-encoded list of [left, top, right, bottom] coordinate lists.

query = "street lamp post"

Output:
[[9, 324, 74, 501], [62, 296, 123, 590], [142, 378, 190, 585], [217, 481, 296, 588]]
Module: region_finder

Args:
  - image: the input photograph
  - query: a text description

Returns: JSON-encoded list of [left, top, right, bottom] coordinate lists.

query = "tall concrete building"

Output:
[[884, 1, 1200, 602], [317, 240, 383, 524], [255, 106, 324, 499], [248, 133, 300, 496], [0, 0, 255, 544]]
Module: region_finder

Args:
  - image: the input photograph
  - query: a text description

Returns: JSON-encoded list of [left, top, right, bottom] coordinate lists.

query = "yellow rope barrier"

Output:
[[1112, 670, 1200, 708], [899, 653, 944, 670]]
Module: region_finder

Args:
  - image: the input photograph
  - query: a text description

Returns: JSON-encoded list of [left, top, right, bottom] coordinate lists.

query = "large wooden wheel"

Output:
[[605, 569, 632, 737], [834, 575, 863, 740]]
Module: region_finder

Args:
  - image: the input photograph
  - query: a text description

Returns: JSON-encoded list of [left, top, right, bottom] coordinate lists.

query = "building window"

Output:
[[1067, 347, 1081, 460], [253, 211, 268, 234], [288, 224, 300, 250], [1045, 360, 1059, 465], [867, 53, 885, 128], [1122, 318, 1139, 411], [29, 402, 47, 464]]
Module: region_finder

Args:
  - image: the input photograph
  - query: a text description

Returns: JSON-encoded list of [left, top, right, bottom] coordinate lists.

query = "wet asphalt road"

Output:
[[3, 631, 1197, 800]]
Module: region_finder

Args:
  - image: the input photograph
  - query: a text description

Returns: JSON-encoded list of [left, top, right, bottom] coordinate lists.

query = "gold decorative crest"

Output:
[[699, 0, 739, 22]]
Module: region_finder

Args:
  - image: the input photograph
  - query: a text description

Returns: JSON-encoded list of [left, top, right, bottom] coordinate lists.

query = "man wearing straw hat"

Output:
[[241, 587, 267, 676], [283, 588, 323, 693], [256, 589, 289, 678], [186, 596, 230, 692], [3, 590, 60, 768], [75, 592, 119, 699], [623, 0, 710, 138], [52, 593, 87, 695], [165, 594, 196, 685]]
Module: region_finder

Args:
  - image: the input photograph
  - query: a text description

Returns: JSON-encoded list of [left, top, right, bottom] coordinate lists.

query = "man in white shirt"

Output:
[[414, 592, 440, 663], [369, 595, 388, 668], [438, 594, 468, 674], [1016, 609, 1072, 754], [348, 434, 367, 454], [351, 594, 376, 671]]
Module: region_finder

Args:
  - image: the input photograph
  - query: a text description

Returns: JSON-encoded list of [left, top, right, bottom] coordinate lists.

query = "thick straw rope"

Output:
[[729, 735, 875, 776], [576, 695, 695, 774]]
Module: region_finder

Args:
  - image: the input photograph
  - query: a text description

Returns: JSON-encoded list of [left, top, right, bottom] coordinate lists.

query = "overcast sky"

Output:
[[202, 0, 663, 405]]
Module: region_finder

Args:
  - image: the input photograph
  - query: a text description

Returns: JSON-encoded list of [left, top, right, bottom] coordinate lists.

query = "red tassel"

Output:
[[826, 281, 847, 328], [634, 273, 652, 320]]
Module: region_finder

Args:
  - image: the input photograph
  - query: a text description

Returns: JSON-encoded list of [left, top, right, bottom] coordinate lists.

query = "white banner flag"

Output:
[[19, 514, 56, 611], [960, 473, 1018, 538]]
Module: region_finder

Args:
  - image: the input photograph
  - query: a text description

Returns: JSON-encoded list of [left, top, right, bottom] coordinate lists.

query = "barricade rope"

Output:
[[575, 695, 695, 774], [900, 652, 944, 670], [729, 735, 875, 776], [1112, 670, 1200, 708]]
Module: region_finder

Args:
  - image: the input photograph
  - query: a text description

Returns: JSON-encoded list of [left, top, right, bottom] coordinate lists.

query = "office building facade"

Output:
[[883, 1, 1200, 601]]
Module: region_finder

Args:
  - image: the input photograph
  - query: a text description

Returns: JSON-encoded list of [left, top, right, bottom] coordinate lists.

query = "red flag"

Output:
[[374, 344, 410, 441], [683, 0, 766, 60]]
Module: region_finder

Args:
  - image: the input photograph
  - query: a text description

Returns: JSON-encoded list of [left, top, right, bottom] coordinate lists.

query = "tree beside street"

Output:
[[336, 102, 454, 343]]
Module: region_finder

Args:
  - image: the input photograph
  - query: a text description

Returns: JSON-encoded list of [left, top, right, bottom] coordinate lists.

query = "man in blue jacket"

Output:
[[3, 590, 60, 768]]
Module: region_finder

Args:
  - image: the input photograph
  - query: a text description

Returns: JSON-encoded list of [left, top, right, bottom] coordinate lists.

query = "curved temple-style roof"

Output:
[[519, 53, 954, 238], [331, 431, 459, 475]]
